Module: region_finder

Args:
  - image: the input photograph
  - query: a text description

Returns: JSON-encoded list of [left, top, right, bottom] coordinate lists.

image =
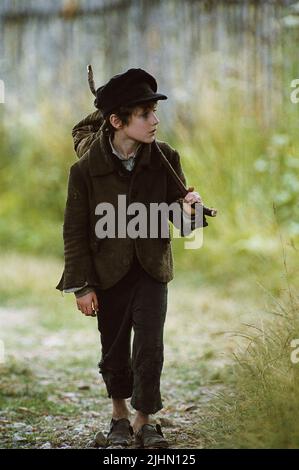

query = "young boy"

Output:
[[56, 68, 206, 448]]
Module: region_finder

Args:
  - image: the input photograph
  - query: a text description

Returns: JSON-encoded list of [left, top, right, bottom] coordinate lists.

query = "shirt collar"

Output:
[[109, 135, 141, 161]]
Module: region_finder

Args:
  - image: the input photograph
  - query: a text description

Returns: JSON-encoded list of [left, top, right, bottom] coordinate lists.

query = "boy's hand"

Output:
[[76, 291, 99, 317], [183, 187, 203, 216]]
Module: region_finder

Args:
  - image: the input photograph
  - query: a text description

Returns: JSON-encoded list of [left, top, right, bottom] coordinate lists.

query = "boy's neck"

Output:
[[112, 131, 140, 159]]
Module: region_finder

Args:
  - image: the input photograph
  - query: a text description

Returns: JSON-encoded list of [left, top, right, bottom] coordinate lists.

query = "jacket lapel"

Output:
[[136, 140, 162, 171], [89, 131, 115, 176]]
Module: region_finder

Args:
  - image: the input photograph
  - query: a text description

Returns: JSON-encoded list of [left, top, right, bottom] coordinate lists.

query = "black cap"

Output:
[[94, 68, 167, 118]]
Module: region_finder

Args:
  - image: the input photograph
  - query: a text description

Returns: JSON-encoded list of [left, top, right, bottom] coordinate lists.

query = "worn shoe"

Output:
[[134, 423, 169, 448], [106, 418, 134, 447]]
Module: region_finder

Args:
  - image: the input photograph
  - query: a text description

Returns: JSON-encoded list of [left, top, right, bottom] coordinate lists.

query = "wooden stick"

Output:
[[152, 141, 217, 217]]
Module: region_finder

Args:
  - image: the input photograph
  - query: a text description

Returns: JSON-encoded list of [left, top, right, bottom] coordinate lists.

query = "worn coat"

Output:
[[56, 111, 207, 291]]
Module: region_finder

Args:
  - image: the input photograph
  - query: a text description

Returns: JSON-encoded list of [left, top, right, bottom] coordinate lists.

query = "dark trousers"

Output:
[[95, 254, 168, 415]]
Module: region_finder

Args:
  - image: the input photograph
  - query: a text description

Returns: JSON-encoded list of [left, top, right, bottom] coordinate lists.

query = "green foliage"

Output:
[[199, 261, 299, 448], [0, 103, 74, 256], [0, 98, 298, 266]]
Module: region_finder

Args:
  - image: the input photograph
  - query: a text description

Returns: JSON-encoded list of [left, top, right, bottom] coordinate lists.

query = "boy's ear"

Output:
[[109, 113, 123, 130]]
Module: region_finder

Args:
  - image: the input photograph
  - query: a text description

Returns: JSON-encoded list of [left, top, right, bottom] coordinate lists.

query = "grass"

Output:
[[198, 297, 299, 448], [196, 235, 299, 448]]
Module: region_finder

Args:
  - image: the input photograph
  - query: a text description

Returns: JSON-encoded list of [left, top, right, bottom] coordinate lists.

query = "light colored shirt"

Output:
[[109, 135, 141, 172]]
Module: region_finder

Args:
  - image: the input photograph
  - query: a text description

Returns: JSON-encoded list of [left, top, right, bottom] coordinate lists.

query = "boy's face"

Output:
[[120, 101, 160, 144]]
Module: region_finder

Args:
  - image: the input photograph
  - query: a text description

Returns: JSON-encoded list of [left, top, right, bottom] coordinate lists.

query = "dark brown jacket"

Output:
[[56, 111, 206, 291]]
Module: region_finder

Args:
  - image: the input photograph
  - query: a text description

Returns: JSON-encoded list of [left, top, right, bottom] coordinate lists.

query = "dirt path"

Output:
[[0, 283, 256, 449]]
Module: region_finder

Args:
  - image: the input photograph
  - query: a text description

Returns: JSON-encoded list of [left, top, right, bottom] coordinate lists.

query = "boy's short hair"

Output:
[[105, 100, 158, 135]]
